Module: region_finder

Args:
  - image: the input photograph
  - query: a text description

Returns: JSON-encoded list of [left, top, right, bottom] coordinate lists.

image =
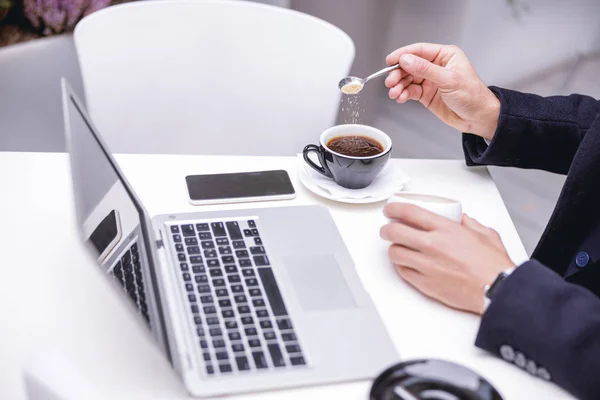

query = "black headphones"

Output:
[[369, 359, 503, 400]]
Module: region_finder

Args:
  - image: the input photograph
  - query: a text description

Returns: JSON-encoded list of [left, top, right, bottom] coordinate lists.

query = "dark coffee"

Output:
[[326, 135, 384, 157]]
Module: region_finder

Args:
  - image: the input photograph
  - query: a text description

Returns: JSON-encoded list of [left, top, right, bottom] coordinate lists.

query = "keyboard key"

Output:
[[180, 263, 189, 271], [233, 240, 246, 249], [183, 273, 191, 281], [282, 333, 296, 342], [199, 232, 212, 240], [245, 327, 258, 336], [239, 259, 252, 268], [132, 252, 140, 264], [201, 241, 215, 249], [203, 352, 211, 361], [200, 340, 208, 349], [238, 305, 251, 314], [216, 238, 229, 246], [176, 243, 185, 252], [172, 234, 182, 243], [286, 344, 301, 353], [253, 299, 265, 307], [264, 331, 276, 341], [204, 306, 217, 314], [248, 220, 256, 228], [185, 283, 194, 292], [242, 269, 255, 277], [222, 255, 235, 263], [249, 288, 262, 297], [195, 274, 208, 283], [219, 247, 232, 255], [277, 319, 292, 330], [258, 268, 288, 316], [249, 339, 261, 348], [290, 356, 306, 366], [177, 253, 186, 262], [231, 285, 244, 293], [251, 229, 259, 236], [235, 295, 247, 303], [236, 250, 249, 258], [228, 274, 241, 283], [254, 256, 270, 266], [256, 309, 269, 318], [206, 365, 214, 374], [252, 352, 268, 369], [191, 305, 199, 314], [236, 356, 250, 371], [170, 226, 180, 233], [185, 237, 198, 245], [210, 269, 223, 277], [196, 223, 209, 231], [194, 316, 202, 325], [225, 320, 238, 329], [200, 295, 214, 303], [197, 285, 211, 293], [254, 237, 263, 245], [219, 299, 232, 307], [182, 224, 195, 236], [241, 316, 254, 325], [223, 221, 242, 240], [229, 332, 241, 341], [213, 278, 226, 287], [232, 343, 245, 352], [187, 246, 200, 255], [246, 278, 258, 287], [219, 364, 232, 373], [213, 339, 226, 348], [188, 294, 196, 302], [216, 351, 228, 360], [207, 259, 220, 268], [209, 327, 222, 336], [222, 309, 234, 318], [204, 249, 217, 258], [211, 222, 227, 237], [215, 288, 228, 297], [192, 266, 206, 274], [250, 247, 265, 255], [268, 344, 286, 367], [260, 321, 273, 329], [243, 229, 253, 237], [197, 327, 205, 336], [207, 317, 220, 326], [190, 256, 203, 264]]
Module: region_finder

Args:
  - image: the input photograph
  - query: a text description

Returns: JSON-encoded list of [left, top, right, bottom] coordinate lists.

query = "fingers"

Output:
[[461, 214, 488, 234], [398, 54, 457, 88], [384, 68, 409, 88], [380, 221, 428, 251], [396, 84, 423, 103], [386, 42, 448, 65], [384, 203, 454, 232], [395, 265, 431, 295], [388, 245, 433, 273], [388, 75, 414, 99]]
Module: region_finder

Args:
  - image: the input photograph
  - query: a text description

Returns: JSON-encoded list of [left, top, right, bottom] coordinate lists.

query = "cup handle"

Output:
[[303, 144, 332, 178]]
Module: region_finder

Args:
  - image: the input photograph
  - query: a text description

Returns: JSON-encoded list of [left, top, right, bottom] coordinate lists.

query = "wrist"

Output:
[[476, 88, 500, 141], [482, 265, 517, 314]]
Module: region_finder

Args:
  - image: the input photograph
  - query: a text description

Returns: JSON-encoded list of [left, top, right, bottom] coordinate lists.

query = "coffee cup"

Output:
[[387, 193, 462, 222], [302, 124, 392, 189]]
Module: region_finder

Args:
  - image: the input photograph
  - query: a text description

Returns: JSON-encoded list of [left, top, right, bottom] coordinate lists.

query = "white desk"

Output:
[[0, 152, 573, 400]]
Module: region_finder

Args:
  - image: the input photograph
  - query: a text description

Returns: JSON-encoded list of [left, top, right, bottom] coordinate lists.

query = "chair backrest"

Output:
[[73, 0, 355, 156]]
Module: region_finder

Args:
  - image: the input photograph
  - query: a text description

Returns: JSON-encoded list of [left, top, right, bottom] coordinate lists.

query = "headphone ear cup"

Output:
[[369, 360, 422, 400]]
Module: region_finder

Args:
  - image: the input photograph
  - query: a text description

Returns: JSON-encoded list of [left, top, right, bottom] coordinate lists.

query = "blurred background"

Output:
[[2, 0, 600, 254]]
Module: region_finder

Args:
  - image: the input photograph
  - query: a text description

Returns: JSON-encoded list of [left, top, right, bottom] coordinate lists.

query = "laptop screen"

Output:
[[65, 91, 160, 334]]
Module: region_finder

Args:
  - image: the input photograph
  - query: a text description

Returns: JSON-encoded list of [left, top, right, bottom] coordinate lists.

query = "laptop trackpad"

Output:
[[283, 254, 356, 311]]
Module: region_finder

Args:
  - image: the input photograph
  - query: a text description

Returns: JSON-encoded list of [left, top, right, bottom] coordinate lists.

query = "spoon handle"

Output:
[[364, 64, 400, 83]]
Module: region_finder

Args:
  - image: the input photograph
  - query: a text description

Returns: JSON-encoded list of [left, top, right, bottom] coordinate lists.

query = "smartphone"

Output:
[[86, 209, 122, 262], [185, 170, 296, 205]]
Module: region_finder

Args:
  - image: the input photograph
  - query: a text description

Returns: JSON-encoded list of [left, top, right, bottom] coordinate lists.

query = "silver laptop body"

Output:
[[62, 79, 398, 397]]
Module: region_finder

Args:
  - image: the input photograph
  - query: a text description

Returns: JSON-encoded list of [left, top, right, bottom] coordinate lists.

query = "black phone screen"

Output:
[[185, 170, 295, 201], [87, 210, 119, 256]]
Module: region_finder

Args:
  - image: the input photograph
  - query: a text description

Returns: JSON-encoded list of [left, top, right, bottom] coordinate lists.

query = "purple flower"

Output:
[[24, 0, 111, 35]]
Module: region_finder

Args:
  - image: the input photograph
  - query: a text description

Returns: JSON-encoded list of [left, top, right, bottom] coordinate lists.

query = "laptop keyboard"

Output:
[[110, 239, 150, 324], [169, 219, 306, 376]]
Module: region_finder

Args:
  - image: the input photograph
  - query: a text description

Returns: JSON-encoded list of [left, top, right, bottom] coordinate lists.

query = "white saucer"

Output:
[[297, 156, 409, 204]]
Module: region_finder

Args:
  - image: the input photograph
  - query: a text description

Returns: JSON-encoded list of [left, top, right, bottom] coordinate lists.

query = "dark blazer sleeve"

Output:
[[463, 87, 600, 174], [476, 260, 600, 400]]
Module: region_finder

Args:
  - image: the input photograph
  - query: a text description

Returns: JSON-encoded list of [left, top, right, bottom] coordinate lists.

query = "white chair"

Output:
[[73, 0, 355, 156]]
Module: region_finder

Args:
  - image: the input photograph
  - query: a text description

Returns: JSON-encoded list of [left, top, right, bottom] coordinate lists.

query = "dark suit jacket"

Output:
[[463, 86, 600, 400]]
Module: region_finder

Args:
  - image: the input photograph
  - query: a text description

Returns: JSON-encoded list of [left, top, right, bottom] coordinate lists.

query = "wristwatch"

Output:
[[483, 266, 517, 311]]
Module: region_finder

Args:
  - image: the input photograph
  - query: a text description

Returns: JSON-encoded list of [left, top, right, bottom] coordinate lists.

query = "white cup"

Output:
[[387, 193, 463, 222]]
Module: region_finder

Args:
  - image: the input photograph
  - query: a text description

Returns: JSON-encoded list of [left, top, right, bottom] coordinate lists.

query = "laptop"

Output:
[[62, 79, 398, 397]]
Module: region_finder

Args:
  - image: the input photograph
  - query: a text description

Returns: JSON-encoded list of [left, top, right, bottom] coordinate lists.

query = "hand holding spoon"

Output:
[[339, 64, 400, 94]]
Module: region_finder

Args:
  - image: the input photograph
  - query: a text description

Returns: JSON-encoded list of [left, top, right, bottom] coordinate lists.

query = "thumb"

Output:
[[399, 54, 456, 88]]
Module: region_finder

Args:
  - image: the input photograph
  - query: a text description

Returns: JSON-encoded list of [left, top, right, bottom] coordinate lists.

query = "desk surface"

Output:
[[0, 152, 573, 400]]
